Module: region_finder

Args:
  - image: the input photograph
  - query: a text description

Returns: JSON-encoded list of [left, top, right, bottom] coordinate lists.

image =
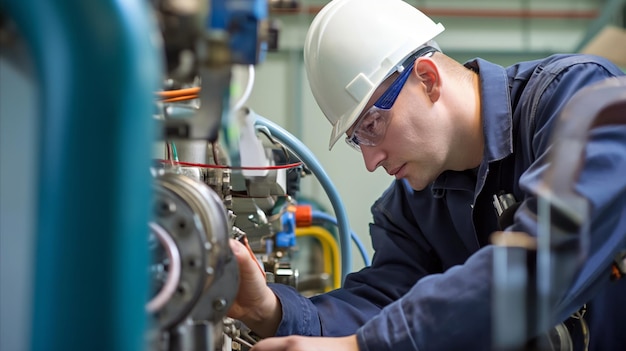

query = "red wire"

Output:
[[161, 95, 198, 103], [157, 159, 303, 170]]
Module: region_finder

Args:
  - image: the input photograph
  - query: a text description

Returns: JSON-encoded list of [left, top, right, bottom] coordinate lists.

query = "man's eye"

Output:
[[362, 115, 383, 135]]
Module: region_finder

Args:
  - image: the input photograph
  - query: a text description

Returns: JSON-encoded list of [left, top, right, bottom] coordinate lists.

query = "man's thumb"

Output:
[[229, 238, 265, 279]]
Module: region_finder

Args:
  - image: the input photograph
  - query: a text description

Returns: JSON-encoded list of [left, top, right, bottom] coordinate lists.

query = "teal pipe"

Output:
[[574, 0, 626, 53], [1, 0, 163, 350]]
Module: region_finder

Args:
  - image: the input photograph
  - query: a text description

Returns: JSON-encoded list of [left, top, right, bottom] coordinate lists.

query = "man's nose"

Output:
[[361, 146, 385, 172]]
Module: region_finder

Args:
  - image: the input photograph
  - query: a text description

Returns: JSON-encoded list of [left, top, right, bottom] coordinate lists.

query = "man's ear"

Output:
[[413, 58, 440, 102]]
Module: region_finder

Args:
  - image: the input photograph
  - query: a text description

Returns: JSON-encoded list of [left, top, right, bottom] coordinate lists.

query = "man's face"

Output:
[[348, 69, 452, 191]]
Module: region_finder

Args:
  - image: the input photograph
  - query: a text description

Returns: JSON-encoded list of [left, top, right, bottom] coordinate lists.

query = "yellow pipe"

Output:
[[300, 231, 333, 290], [301, 230, 332, 277], [295, 229, 334, 292], [296, 226, 342, 291], [296, 228, 339, 291]]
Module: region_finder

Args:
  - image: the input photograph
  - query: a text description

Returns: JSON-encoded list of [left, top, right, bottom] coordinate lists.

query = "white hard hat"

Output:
[[304, 0, 445, 150]]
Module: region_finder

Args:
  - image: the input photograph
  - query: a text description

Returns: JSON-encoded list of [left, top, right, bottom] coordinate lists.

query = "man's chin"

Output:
[[404, 176, 430, 191]]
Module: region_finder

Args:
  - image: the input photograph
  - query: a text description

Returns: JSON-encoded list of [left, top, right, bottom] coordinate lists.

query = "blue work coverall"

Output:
[[269, 54, 626, 350]]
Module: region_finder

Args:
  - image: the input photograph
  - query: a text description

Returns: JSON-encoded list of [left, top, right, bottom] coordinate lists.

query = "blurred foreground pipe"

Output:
[[2, 0, 163, 350]]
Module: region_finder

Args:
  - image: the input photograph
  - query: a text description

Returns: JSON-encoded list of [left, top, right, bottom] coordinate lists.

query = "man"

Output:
[[227, 0, 626, 350]]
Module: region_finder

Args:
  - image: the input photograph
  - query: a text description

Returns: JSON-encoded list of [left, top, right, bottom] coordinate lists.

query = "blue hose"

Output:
[[254, 114, 353, 282], [312, 210, 371, 267]]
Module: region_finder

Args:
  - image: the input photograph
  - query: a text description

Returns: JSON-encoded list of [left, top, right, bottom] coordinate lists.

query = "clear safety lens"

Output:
[[345, 107, 392, 150], [344, 46, 438, 152]]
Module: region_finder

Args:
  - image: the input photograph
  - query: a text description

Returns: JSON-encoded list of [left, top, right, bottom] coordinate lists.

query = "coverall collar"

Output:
[[432, 58, 513, 193], [466, 58, 514, 163]]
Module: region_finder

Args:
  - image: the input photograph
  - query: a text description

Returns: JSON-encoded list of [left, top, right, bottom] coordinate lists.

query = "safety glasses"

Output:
[[345, 46, 438, 151]]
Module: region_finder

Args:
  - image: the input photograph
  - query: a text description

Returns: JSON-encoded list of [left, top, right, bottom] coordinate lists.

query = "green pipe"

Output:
[[574, 0, 625, 52], [1, 0, 163, 350]]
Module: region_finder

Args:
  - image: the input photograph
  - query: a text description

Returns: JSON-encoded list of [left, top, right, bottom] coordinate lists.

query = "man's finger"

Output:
[[250, 336, 290, 351]]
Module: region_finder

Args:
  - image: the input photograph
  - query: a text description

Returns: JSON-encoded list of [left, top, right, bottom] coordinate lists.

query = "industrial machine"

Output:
[[146, 1, 357, 349], [0, 0, 357, 350]]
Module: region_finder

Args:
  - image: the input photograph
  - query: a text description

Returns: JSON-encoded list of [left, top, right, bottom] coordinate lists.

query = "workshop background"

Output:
[[1, 1, 625, 351]]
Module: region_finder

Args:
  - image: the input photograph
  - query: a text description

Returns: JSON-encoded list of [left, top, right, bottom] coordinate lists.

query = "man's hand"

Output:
[[251, 335, 359, 351], [227, 239, 282, 337]]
